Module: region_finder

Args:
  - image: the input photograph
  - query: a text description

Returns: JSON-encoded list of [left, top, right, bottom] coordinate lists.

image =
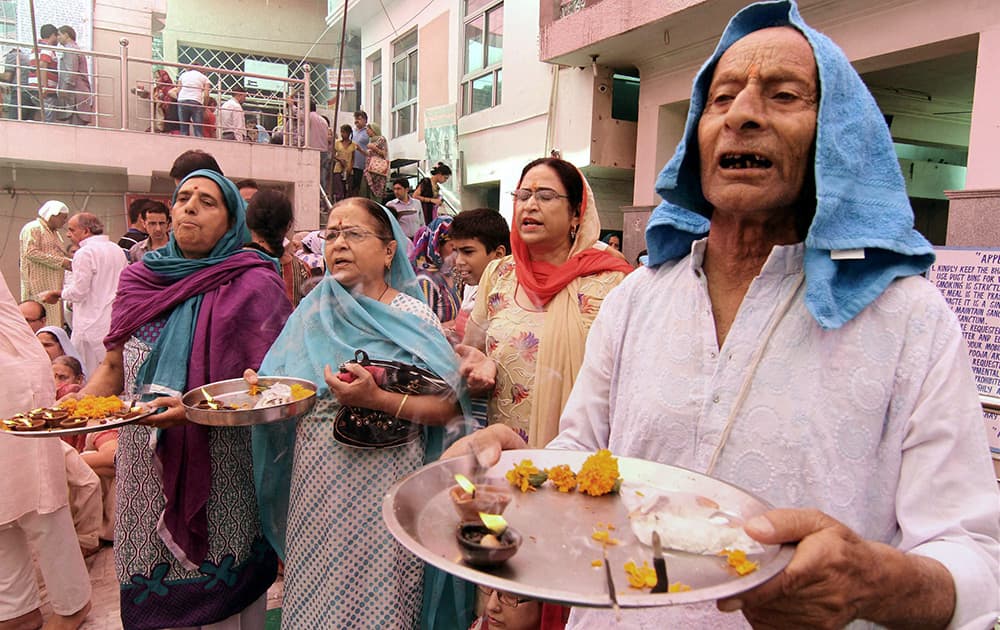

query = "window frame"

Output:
[[368, 51, 382, 128], [390, 29, 418, 137], [461, 0, 503, 116]]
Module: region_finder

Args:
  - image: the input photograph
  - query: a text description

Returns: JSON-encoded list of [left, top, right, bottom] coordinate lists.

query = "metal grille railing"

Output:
[[0, 36, 313, 146], [177, 45, 331, 107]]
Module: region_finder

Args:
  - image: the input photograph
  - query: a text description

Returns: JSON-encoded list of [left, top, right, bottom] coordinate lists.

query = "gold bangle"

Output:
[[395, 393, 410, 418]]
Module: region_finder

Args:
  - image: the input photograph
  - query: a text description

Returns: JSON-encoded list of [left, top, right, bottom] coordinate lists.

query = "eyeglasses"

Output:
[[510, 188, 569, 203], [321, 227, 389, 244], [476, 585, 532, 608], [24, 314, 45, 323]]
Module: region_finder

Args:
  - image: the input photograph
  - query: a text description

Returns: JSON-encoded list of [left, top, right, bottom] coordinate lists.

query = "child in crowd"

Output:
[[448, 208, 510, 342], [448, 209, 510, 429]]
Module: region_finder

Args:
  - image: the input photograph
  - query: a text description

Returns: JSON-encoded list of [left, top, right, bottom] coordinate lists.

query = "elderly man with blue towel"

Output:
[[448, 1, 1000, 627]]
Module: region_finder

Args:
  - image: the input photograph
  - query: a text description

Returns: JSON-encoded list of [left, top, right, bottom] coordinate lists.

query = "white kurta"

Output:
[[0, 278, 64, 525], [61, 234, 128, 375], [550, 240, 1000, 629]]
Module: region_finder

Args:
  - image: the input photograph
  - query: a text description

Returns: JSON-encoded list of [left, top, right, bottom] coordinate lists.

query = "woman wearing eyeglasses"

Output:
[[457, 158, 632, 448], [251, 197, 474, 629], [468, 586, 546, 630]]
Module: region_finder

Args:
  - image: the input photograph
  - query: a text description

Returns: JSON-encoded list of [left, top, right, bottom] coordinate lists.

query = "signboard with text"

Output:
[[927, 247, 1000, 454], [326, 68, 355, 91]]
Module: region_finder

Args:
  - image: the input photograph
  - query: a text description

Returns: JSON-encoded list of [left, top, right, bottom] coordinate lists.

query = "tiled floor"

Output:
[[36, 545, 284, 629]]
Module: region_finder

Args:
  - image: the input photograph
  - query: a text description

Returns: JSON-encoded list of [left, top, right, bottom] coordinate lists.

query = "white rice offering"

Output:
[[252, 383, 293, 409], [621, 481, 764, 555]]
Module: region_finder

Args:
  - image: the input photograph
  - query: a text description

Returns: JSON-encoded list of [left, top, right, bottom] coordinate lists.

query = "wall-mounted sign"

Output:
[[928, 247, 1000, 455], [326, 68, 355, 91]]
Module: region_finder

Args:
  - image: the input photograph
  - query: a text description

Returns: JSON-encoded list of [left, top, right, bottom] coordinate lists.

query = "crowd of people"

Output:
[[1, 2, 999, 630], [1, 23, 94, 123]]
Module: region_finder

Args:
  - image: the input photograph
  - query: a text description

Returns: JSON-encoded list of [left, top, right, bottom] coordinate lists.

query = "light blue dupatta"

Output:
[[251, 206, 474, 629]]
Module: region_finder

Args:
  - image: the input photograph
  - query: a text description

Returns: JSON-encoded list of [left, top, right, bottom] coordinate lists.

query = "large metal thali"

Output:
[[0, 406, 155, 438], [182, 377, 317, 427], [383, 449, 794, 608]]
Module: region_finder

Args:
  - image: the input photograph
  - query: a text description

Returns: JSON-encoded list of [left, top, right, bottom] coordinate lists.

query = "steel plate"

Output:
[[383, 449, 794, 608], [0, 408, 155, 438], [182, 377, 317, 427]]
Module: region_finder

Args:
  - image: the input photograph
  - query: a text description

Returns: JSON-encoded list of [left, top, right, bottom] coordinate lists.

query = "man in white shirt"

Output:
[[386, 178, 422, 240], [449, 2, 1000, 628], [220, 90, 247, 141], [176, 66, 211, 137], [41, 213, 128, 374]]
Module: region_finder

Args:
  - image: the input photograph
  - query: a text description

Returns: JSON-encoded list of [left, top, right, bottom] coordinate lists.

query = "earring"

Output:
[[569, 226, 578, 241]]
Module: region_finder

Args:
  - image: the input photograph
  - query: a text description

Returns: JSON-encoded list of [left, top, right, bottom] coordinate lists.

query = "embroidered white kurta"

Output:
[[0, 278, 64, 525], [550, 240, 1000, 629], [61, 234, 128, 375]]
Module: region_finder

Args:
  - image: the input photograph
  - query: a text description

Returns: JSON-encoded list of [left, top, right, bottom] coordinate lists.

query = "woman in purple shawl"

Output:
[[74, 169, 292, 629]]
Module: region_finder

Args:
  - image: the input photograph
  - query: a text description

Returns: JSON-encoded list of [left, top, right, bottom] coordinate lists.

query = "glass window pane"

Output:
[[370, 54, 381, 79], [486, 6, 503, 67], [465, 0, 493, 14], [396, 104, 413, 136], [471, 73, 494, 114], [462, 81, 470, 116], [372, 79, 382, 127], [496, 69, 502, 106], [408, 52, 418, 101], [465, 15, 484, 75], [393, 58, 407, 104]]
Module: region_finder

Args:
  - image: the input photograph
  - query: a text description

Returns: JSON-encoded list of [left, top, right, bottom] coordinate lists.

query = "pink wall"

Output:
[[418, 11, 451, 142]]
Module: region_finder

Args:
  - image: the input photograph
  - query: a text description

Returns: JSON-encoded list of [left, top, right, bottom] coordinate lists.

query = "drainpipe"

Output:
[[119, 39, 130, 130]]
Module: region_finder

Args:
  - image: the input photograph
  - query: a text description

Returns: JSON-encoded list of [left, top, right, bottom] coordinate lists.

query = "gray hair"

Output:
[[74, 212, 104, 235]]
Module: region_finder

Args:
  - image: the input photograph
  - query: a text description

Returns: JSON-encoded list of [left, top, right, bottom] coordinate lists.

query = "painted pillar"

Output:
[[965, 26, 1000, 190], [947, 26, 1000, 246]]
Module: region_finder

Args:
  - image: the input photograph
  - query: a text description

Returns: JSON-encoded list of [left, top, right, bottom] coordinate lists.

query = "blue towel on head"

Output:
[[646, 0, 935, 329]]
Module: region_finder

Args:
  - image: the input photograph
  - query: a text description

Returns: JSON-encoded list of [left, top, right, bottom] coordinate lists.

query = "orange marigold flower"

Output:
[[506, 459, 546, 493], [546, 464, 577, 492], [58, 395, 124, 419], [576, 449, 621, 497]]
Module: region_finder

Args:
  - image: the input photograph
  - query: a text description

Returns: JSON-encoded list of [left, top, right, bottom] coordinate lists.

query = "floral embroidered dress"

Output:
[[473, 256, 624, 442]]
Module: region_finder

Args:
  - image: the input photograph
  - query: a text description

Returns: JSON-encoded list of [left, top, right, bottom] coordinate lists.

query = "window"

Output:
[[0, 0, 15, 41], [391, 30, 418, 137], [369, 52, 382, 128], [462, 0, 502, 116]]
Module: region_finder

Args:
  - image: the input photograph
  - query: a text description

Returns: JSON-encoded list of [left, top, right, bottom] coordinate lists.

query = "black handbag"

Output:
[[333, 349, 450, 449]]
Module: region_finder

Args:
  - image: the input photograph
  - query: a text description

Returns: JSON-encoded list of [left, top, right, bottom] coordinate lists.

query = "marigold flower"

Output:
[[505, 459, 547, 493], [576, 449, 622, 496], [546, 464, 577, 492], [58, 395, 124, 419]]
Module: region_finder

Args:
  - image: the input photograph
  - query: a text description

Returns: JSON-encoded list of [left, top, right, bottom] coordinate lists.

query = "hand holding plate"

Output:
[[717, 508, 955, 628], [243, 368, 259, 387], [139, 396, 189, 428]]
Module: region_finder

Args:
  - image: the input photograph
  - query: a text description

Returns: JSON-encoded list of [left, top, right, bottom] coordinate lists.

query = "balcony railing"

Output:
[[0, 36, 314, 147]]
